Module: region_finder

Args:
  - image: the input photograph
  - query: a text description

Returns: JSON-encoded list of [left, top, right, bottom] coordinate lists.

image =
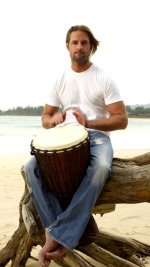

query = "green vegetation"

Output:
[[0, 106, 43, 116], [126, 105, 150, 118], [0, 105, 150, 118]]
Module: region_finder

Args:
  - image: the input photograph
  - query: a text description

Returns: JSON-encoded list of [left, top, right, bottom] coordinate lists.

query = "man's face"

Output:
[[67, 30, 91, 65]]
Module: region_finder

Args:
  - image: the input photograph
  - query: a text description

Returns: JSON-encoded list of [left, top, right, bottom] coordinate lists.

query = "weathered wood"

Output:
[[95, 152, 150, 206], [78, 243, 139, 267], [55, 250, 96, 267], [0, 223, 26, 266], [95, 230, 150, 258], [95, 230, 150, 267], [0, 152, 150, 267]]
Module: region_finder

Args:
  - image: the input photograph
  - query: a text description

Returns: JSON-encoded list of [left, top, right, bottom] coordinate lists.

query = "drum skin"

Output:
[[31, 125, 90, 208]]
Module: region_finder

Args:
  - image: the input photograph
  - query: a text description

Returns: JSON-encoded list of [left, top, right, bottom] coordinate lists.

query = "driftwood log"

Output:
[[0, 152, 150, 267]]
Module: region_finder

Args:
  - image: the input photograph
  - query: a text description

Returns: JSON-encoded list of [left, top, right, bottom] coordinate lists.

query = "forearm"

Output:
[[86, 114, 128, 131]]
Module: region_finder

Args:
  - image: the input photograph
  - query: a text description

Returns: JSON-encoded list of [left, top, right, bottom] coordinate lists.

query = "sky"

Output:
[[0, 0, 150, 110]]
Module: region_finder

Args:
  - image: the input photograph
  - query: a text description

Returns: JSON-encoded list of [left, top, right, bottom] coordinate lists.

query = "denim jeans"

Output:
[[24, 130, 113, 250]]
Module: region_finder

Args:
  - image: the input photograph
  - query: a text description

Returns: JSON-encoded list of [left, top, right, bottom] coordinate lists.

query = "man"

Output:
[[24, 25, 128, 266]]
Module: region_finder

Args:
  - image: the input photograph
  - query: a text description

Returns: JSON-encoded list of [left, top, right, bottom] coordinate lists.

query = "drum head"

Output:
[[32, 124, 88, 151]]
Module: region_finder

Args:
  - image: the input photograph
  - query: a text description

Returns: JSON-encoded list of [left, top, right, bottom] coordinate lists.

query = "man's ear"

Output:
[[90, 46, 93, 55], [66, 43, 69, 50]]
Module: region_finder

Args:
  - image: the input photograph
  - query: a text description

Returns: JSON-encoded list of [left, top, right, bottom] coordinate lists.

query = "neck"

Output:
[[71, 61, 92, 73]]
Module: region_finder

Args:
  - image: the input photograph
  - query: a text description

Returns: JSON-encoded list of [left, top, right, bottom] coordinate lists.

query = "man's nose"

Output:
[[77, 42, 83, 49]]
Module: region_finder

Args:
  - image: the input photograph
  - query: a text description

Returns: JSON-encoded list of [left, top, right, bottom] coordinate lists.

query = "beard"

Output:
[[72, 54, 89, 65]]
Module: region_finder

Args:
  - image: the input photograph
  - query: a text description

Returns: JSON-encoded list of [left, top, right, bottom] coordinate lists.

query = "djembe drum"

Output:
[[31, 125, 90, 209]]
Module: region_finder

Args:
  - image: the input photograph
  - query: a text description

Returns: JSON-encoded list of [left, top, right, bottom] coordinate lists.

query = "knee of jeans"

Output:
[[23, 157, 37, 193], [24, 157, 37, 175], [96, 160, 111, 181]]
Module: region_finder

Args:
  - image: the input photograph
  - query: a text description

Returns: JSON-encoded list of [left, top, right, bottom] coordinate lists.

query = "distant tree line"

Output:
[[0, 105, 150, 118], [126, 105, 150, 118], [0, 106, 43, 116]]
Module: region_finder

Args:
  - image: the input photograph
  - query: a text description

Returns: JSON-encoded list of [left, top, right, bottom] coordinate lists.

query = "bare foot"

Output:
[[38, 232, 60, 267], [46, 245, 69, 261]]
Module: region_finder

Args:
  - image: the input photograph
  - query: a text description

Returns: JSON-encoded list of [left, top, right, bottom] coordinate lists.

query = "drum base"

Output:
[[57, 195, 72, 210]]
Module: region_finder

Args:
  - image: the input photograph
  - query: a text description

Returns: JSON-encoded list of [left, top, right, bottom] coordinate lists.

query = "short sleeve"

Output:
[[104, 75, 123, 105]]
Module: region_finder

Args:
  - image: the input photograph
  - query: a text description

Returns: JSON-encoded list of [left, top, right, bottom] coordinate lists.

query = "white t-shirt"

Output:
[[46, 64, 122, 135]]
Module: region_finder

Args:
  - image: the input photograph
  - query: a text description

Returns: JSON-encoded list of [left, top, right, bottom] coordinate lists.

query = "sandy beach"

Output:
[[0, 149, 150, 266]]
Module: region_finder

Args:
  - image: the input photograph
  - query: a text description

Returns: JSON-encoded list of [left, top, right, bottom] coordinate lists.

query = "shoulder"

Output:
[[91, 64, 115, 87]]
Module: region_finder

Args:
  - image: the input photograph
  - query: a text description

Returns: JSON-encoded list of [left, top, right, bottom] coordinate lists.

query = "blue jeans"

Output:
[[24, 130, 113, 250]]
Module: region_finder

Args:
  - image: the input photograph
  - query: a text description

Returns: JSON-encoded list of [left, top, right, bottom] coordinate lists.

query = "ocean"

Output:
[[0, 116, 150, 155]]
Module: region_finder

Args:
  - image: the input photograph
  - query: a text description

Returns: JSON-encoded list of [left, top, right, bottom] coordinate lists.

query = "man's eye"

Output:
[[82, 41, 89, 45], [71, 41, 77, 45]]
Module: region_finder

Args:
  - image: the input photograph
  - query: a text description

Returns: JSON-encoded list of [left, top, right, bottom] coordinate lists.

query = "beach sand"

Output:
[[0, 149, 150, 266]]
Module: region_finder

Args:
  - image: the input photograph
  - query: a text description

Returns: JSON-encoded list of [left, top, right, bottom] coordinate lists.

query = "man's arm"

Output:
[[73, 101, 128, 131], [41, 104, 66, 129]]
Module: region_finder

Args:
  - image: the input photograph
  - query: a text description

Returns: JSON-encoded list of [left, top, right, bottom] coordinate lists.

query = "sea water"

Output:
[[0, 116, 150, 155]]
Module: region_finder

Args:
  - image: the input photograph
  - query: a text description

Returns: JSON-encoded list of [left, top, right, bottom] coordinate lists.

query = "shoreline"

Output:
[[0, 149, 149, 266]]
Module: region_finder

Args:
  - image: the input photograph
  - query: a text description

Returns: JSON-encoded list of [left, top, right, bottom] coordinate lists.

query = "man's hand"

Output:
[[42, 109, 66, 129], [50, 111, 66, 127], [72, 108, 87, 127]]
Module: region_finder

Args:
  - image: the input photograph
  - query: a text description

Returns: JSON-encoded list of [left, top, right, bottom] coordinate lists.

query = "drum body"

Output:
[[31, 125, 90, 207]]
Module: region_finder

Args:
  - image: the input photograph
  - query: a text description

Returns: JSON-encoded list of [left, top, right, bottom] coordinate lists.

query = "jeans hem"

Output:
[[48, 230, 77, 250]]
